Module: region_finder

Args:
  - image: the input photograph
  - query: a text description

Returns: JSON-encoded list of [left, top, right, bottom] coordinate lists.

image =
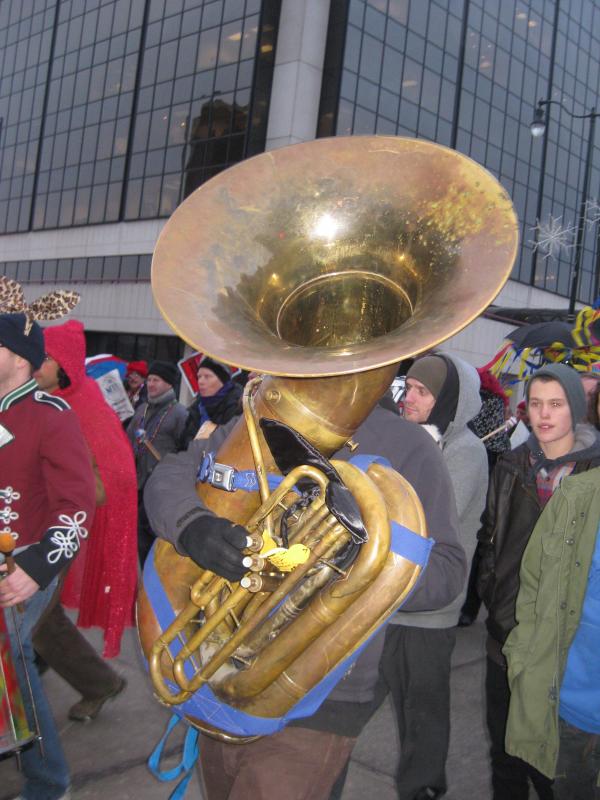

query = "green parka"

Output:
[[503, 467, 600, 780]]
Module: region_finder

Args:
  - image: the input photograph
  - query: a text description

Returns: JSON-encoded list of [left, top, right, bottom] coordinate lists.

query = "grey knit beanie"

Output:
[[406, 355, 448, 400], [526, 363, 586, 429]]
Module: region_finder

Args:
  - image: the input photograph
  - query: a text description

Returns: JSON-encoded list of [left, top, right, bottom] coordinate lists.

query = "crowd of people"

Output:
[[0, 308, 599, 800]]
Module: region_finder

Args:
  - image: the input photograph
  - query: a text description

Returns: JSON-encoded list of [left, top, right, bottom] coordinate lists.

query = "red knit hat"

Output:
[[477, 367, 509, 407], [127, 360, 148, 378], [44, 320, 86, 387]]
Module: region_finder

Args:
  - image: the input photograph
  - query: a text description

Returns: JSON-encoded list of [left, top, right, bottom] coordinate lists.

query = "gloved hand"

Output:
[[179, 515, 249, 582]]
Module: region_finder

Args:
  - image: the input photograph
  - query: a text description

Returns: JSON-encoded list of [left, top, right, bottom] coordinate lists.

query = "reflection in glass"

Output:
[[197, 28, 220, 70]]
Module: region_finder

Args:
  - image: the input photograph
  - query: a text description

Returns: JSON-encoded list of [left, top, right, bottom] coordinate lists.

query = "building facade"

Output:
[[0, 0, 598, 366]]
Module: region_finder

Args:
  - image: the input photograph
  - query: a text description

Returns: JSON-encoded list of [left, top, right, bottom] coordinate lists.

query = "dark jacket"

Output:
[[144, 405, 466, 732], [477, 424, 600, 664], [126, 388, 188, 489], [178, 382, 243, 450]]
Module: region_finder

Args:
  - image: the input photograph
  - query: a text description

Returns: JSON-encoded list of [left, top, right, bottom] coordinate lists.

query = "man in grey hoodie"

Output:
[[385, 351, 489, 800]]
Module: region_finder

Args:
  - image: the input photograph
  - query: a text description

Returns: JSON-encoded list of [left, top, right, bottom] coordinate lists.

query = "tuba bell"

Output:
[[137, 136, 518, 740]]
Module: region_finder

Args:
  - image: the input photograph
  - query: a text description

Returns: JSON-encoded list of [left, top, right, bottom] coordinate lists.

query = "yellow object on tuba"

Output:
[[137, 136, 518, 741]]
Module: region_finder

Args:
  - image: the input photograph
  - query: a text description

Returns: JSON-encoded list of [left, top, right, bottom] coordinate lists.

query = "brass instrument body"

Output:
[[150, 136, 518, 379], [218, 460, 427, 713], [137, 135, 519, 739], [137, 365, 399, 662], [141, 455, 427, 721]]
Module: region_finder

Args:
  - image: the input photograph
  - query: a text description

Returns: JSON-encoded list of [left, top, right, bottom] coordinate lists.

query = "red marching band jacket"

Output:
[[0, 379, 96, 588]]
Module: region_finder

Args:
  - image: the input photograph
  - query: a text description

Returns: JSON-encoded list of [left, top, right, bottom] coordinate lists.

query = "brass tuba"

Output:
[[137, 136, 518, 740]]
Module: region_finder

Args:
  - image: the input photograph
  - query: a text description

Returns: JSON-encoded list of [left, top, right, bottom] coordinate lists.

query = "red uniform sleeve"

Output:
[[15, 407, 97, 588]]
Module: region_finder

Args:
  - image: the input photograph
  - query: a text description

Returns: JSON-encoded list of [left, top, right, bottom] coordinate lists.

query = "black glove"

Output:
[[179, 515, 248, 582]]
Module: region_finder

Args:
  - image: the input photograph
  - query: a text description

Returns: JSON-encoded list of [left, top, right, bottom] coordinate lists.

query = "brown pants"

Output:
[[200, 727, 357, 800], [32, 602, 120, 699]]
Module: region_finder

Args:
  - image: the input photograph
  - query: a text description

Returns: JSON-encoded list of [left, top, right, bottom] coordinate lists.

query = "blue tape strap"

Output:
[[143, 552, 286, 735], [348, 454, 434, 567], [141, 506, 434, 739], [143, 547, 183, 656], [349, 454, 392, 471], [143, 548, 196, 681], [390, 522, 434, 566], [142, 551, 372, 737]]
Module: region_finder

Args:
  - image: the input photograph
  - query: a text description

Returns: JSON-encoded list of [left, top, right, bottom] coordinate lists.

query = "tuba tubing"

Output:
[[224, 461, 428, 716], [216, 460, 390, 702]]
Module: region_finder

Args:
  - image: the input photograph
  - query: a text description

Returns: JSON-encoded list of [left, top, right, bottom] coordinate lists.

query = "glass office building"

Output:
[[318, 0, 600, 303], [0, 0, 598, 359]]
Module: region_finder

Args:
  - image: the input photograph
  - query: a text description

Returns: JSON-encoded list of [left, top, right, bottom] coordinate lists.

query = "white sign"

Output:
[[96, 369, 134, 421]]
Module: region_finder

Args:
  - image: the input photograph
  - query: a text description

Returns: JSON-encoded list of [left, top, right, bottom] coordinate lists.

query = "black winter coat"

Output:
[[477, 430, 600, 663]]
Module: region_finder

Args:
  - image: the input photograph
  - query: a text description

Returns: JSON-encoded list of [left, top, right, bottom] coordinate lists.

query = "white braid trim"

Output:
[[46, 511, 88, 564]]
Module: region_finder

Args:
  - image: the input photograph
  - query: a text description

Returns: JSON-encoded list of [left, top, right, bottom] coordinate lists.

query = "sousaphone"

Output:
[[137, 136, 518, 740]]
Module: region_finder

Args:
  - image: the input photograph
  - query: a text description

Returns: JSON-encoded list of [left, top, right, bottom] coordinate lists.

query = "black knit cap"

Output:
[[0, 313, 45, 369], [198, 356, 231, 385], [148, 360, 179, 387]]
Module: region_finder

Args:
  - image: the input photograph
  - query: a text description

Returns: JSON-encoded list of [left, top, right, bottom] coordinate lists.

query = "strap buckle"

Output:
[[198, 452, 236, 492], [209, 462, 236, 492]]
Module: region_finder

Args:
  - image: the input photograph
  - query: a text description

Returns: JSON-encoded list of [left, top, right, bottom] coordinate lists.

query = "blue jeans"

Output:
[[5, 578, 70, 800]]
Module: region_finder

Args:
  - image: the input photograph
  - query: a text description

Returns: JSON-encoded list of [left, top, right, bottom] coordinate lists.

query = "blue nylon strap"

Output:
[[197, 451, 284, 492], [147, 714, 199, 799], [198, 452, 396, 494], [232, 471, 284, 492]]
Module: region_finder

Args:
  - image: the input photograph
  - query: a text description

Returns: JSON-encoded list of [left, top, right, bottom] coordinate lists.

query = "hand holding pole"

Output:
[[0, 532, 24, 612]]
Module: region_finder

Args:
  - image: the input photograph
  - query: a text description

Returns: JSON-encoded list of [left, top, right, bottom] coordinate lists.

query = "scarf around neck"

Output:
[[196, 380, 235, 425]]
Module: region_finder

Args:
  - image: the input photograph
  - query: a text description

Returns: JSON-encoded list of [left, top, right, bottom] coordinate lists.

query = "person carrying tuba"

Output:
[[144, 382, 467, 800]]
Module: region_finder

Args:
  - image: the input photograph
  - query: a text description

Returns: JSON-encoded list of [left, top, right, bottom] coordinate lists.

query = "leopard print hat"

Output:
[[0, 277, 80, 369]]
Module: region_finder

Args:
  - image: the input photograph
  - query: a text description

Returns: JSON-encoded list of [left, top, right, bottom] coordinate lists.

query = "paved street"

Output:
[[0, 617, 491, 800]]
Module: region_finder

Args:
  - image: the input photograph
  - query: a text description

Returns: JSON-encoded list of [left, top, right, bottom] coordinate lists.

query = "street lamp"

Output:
[[530, 105, 546, 138], [530, 98, 600, 316]]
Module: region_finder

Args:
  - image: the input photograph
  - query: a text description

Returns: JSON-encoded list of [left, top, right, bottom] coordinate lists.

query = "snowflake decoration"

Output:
[[584, 199, 600, 231], [529, 215, 576, 260]]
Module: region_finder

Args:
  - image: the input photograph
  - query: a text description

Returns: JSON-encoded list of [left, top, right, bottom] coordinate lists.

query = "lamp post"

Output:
[[530, 99, 600, 317]]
